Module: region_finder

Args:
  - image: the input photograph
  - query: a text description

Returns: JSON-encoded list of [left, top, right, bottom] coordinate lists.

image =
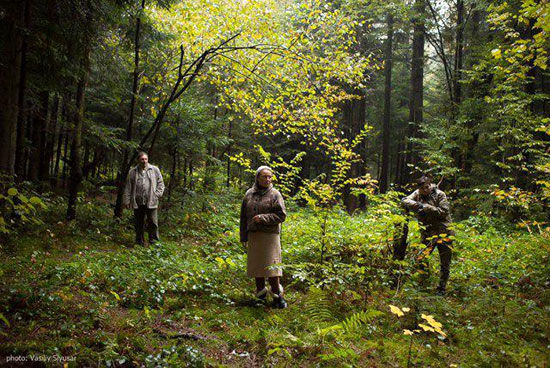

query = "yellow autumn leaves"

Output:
[[389, 305, 447, 338], [418, 314, 447, 337], [388, 304, 408, 317]]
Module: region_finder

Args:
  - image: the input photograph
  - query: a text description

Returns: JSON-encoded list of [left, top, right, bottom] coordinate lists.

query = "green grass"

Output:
[[0, 192, 549, 367]]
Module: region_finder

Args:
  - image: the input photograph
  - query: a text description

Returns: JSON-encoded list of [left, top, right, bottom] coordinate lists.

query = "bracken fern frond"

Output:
[[340, 309, 383, 334], [303, 286, 333, 323]]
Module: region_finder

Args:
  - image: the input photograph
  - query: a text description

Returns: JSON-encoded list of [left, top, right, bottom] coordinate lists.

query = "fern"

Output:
[[318, 346, 359, 362], [318, 309, 383, 338], [340, 309, 383, 334], [303, 286, 334, 323]]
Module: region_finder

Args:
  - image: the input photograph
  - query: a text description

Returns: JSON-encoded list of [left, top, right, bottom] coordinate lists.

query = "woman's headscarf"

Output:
[[253, 166, 273, 194]]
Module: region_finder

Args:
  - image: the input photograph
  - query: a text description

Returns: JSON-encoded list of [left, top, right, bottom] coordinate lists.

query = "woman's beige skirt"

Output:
[[247, 231, 282, 277]]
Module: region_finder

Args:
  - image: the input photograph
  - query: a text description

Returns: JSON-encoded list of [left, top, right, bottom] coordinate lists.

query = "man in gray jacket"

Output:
[[401, 175, 453, 295], [123, 152, 165, 246]]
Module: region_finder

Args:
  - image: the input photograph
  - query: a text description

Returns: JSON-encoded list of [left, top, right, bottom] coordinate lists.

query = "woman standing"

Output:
[[240, 166, 287, 308]]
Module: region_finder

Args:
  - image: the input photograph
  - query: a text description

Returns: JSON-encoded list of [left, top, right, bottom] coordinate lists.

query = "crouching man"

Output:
[[401, 175, 453, 296]]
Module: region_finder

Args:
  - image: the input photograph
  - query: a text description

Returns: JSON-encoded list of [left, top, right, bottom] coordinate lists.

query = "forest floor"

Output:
[[0, 191, 549, 367]]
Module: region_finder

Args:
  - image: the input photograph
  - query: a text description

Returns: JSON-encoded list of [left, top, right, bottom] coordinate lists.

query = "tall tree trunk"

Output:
[[350, 91, 366, 211], [463, 8, 481, 179], [341, 87, 366, 212], [28, 103, 40, 181], [128, 0, 144, 142], [29, 92, 49, 182], [54, 99, 65, 180], [92, 149, 99, 179], [39, 92, 52, 181], [167, 117, 180, 200], [376, 152, 381, 181], [182, 157, 188, 188], [203, 101, 218, 191], [115, 0, 146, 217], [14, 0, 31, 181], [46, 94, 60, 181], [395, 33, 412, 187], [453, 0, 464, 106], [67, 47, 90, 220], [93, 149, 101, 179], [395, 141, 404, 185], [0, 1, 25, 176], [61, 121, 72, 188], [189, 161, 194, 189], [226, 117, 233, 187], [82, 142, 90, 179], [23, 101, 33, 179], [342, 98, 353, 208], [379, 13, 394, 194], [404, 0, 425, 184], [167, 148, 177, 201], [450, 0, 466, 174], [54, 136, 62, 179], [204, 143, 214, 191]]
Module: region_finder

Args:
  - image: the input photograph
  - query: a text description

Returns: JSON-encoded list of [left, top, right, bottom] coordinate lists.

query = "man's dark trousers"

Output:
[[393, 233, 452, 291], [434, 241, 452, 290], [418, 237, 452, 291], [134, 205, 159, 245]]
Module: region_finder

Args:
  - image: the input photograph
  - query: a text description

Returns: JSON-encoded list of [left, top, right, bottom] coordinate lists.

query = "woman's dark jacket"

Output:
[[239, 184, 286, 242]]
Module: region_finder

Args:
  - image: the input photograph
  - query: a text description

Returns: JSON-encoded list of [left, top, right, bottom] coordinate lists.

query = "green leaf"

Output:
[[29, 196, 43, 205], [7, 188, 18, 196], [30, 196, 46, 209], [0, 313, 10, 328]]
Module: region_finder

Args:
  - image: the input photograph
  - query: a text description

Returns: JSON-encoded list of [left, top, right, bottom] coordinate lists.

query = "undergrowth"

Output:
[[0, 189, 548, 367]]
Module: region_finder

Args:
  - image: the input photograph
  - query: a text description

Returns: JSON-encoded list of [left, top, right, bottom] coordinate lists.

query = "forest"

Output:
[[0, 0, 549, 366]]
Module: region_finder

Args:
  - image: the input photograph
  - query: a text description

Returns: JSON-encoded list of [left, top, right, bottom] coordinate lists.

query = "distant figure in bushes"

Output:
[[401, 175, 453, 296], [123, 152, 165, 246], [240, 166, 288, 308]]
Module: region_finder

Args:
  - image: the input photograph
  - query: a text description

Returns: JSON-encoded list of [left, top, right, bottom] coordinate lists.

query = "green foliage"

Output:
[[340, 309, 383, 334], [1, 191, 549, 366], [303, 287, 334, 323], [145, 345, 205, 368], [412, 118, 461, 179], [407, 0, 550, 224], [0, 185, 47, 237], [3, 0, 550, 364]]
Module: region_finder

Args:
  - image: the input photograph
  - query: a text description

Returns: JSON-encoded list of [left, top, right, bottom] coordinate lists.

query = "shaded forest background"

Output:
[[0, 0, 548, 220], [0, 0, 549, 366]]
